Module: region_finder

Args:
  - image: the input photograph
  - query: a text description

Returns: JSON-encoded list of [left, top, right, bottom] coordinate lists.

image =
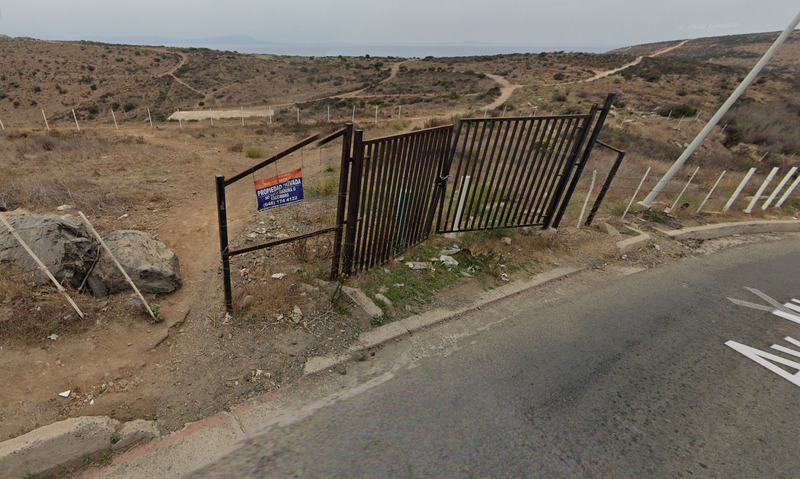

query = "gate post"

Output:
[[215, 175, 233, 312], [549, 93, 616, 228], [330, 123, 353, 280], [342, 130, 365, 276]]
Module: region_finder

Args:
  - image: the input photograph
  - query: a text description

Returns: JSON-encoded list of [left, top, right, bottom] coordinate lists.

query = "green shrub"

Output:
[[244, 145, 265, 159]]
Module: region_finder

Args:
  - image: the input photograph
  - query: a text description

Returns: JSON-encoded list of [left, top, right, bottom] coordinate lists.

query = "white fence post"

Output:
[[697, 171, 726, 213], [42, 109, 50, 130], [668, 166, 700, 213], [147, 108, 153, 128], [622, 167, 651, 220], [111, 108, 119, 130], [72, 109, 80, 131], [762, 167, 797, 210], [0, 118, 4, 131], [241, 106, 245, 126], [776, 172, 800, 208], [744, 167, 779, 213], [453, 176, 471, 230], [577, 170, 597, 228], [723, 168, 756, 213]]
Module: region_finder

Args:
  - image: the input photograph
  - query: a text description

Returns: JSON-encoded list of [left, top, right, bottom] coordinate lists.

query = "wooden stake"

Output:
[[78, 212, 156, 321], [0, 215, 84, 319], [72, 109, 80, 131]]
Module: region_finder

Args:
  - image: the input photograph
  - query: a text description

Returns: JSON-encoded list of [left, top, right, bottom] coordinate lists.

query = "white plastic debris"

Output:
[[117, 213, 129, 220], [272, 273, 287, 280], [58, 390, 71, 398], [439, 255, 459, 267], [47, 334, 59, 341]]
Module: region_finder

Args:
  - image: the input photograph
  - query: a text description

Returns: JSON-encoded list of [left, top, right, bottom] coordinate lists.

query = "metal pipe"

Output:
[[622, 167, 651, 221], [668, 166, 700, 213]]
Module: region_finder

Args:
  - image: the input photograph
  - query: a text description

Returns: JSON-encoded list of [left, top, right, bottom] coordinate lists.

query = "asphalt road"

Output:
[[188, 238, 800, 478]]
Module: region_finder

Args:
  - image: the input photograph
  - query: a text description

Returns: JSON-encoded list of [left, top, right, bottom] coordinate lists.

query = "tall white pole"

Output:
[[744, 167, 779, 214], [577, 170, 597, 228], [42, 109, 50, 131], [641, 9, 800, 207], [111, 108, 118, 130], [668, 166, 700, 213], [723, 168, 756, 213], [697, 171, 726, 213], [763, 166, 797, 210], [622, 167, 651, 220], [147, 108, 153, 128], [72, 109, 80, 131], [776, 172, 800, 208]]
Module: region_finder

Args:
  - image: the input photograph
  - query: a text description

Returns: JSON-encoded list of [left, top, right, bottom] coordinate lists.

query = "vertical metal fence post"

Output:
[[342, 130, 365, 276], [585, 145, 626, 226], [215, 175, 233, 312], [330, 123, 353, 280], [550, 93, 615, 229]]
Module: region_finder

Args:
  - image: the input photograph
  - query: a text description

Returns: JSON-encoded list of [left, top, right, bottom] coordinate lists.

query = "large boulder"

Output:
[[91, 230, 181, 294], [0, 214, 96, 287]]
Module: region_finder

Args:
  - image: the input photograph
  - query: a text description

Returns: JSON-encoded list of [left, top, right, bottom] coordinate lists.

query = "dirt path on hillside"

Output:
[[483, 73, 522, 111], [339, 60, 408, 99], [563, 40, 690, 85]]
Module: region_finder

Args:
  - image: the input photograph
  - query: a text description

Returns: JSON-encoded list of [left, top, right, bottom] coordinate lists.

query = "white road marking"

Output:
[[725, 338, 800, 388]]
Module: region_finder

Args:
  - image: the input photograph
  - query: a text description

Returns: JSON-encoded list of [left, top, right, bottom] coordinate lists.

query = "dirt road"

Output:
[[564, 40, 690, 85]]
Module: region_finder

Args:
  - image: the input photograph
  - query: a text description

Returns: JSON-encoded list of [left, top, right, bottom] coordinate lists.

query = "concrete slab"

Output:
[[617, 233, 651, 255], [0, 416, 119, 478], [341, 286, 383, 318]]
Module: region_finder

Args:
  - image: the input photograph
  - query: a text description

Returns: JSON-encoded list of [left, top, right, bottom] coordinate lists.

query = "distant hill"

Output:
[[612, 31, 800, 72]]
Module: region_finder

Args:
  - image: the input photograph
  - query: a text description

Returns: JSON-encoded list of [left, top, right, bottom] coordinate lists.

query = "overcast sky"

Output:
[[1, 1, 797, 53]]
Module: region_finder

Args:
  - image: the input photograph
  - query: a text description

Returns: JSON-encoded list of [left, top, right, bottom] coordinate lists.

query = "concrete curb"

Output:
[[0, 416, 160, 478], [303, 266, 584, 376], [659, 219, 800, 241]]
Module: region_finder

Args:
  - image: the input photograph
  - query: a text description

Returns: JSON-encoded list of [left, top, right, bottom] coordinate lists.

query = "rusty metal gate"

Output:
[[437, 94, 613, 232], [342, 126, 453, 274], [217, 95, 614, 311]]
